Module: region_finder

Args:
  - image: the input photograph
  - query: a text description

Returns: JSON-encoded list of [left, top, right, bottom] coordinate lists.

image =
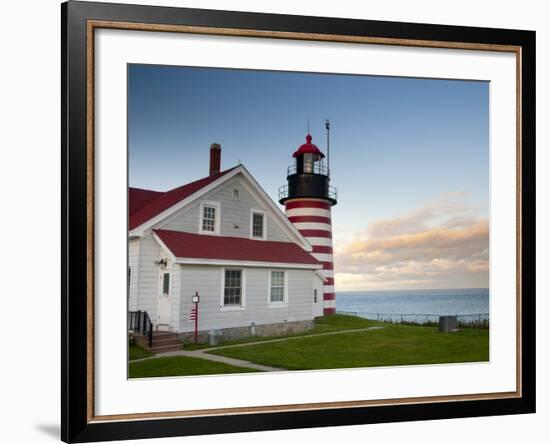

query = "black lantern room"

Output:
[[279, 134, 337, 206]]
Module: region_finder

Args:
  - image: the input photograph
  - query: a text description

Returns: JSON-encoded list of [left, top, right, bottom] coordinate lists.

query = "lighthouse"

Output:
[[279, 130, 337, 315]]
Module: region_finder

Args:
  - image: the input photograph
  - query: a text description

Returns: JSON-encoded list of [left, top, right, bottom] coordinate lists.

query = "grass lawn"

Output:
[[129, 355, 259, 378], [207, 317, 489, 370], [129, 343, 153, 361]]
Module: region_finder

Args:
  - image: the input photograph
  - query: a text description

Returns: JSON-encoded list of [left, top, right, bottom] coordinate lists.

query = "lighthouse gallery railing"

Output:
[[287, 162, 330, 177], [278, 184, 338, 202]]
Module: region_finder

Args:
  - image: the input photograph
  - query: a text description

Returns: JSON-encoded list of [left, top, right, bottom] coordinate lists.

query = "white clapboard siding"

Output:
[[169, 263, 181, 331], [177, 265, 315, 333], [158, 176, 289, 242], [128, 239, 141, 311], [133, 235, 162, 322]]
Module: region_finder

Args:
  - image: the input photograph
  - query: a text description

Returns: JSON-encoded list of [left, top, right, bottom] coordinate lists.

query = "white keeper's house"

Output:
[[128, 135, 337, 347]]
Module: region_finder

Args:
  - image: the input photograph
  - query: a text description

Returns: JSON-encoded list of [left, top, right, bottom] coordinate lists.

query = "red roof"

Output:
[[129, 188, 163, 216], [292, 134, 325, 158], [154, 229, 321, 266], [129, 167, 236, 230]]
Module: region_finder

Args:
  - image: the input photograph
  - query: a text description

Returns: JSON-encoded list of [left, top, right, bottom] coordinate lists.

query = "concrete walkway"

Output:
[[132, 326, 384, 372], [151, 349, 284, 372]]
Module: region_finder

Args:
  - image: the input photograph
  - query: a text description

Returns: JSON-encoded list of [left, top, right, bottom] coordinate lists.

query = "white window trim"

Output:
[[250, 208, 267, 240], [220, 267, 246, 311], [199, 201, 221, 235], [268, 269, 288, 307]]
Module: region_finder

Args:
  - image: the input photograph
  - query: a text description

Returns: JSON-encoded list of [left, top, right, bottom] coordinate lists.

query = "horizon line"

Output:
[[337, 287, 489, 293]]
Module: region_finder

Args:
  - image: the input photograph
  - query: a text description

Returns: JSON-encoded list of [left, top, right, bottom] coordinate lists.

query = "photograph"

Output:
[[127, 64, 490, 378], [56, 0, 536, 441]]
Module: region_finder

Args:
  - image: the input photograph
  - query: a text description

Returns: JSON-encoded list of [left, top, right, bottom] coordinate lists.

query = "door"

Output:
[[157, 271, 171, 330]]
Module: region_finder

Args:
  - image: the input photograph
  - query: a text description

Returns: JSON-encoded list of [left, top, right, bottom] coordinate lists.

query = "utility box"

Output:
[[208, 330, 221, 346], [439, 315, 458, 332]]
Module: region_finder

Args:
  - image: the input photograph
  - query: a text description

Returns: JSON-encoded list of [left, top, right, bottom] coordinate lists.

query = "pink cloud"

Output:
[[334, 194, 489, 290]]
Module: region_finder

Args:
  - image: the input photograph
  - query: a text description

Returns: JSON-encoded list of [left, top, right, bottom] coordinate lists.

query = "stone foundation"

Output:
[[177, 319, 314, 345]]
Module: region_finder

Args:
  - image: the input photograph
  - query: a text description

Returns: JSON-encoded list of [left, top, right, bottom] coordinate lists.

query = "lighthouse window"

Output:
[[304, 153, 314, 173], [251, 211, 265, 239]]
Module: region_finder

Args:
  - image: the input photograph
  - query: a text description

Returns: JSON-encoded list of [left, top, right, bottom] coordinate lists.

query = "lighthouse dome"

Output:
[[292, 134, 325, 158]]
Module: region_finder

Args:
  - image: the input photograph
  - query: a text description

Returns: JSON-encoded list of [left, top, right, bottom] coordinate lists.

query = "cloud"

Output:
[[365, 192, 469, 238], [334, 193, 489, 290]]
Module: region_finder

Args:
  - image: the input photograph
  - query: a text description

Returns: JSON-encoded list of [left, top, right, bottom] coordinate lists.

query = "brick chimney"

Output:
[[209, 143, 221, 176]]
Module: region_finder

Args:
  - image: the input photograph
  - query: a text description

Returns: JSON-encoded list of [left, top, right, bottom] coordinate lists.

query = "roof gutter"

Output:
[[173, 257, 322, 270]]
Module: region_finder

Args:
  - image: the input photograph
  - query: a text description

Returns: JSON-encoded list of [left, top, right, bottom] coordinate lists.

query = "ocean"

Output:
[[336, 288, 489, 324]]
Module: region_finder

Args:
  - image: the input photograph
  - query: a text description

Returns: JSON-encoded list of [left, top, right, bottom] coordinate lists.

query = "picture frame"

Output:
[[61, 1, 536, 442]]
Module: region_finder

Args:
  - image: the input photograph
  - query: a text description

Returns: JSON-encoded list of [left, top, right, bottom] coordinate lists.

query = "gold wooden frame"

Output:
[[86, 20, 523, 423]]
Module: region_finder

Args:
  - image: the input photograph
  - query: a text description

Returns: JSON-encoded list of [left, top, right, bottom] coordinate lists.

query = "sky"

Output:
[[128, 64, 489, 291]]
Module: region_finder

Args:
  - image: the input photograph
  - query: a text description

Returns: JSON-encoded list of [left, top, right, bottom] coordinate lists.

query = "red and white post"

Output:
[[190, 291, 200, 343]]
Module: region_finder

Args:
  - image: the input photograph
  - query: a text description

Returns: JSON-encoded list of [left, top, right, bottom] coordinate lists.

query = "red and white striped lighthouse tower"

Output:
[[279, 131, 337, 315]]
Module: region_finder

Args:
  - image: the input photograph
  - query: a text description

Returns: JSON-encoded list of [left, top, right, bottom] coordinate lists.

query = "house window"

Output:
[[162, 273, 170, 295], [201, 204, 217, 233], [314, 289, 318, 303], [270, 271, 285, 303], [223, 269, 242, 306], [233, 188, 240, 200], [251, 211, 265, 239]]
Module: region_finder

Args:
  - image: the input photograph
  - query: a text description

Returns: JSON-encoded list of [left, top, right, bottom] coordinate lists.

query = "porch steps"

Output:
[[135, 331, 182, 354]]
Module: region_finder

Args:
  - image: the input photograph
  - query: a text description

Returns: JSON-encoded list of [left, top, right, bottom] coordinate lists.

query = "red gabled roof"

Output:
[[129, 188, 163, 216], [154, 229, 320, 266], [129, 167, 237, 231]]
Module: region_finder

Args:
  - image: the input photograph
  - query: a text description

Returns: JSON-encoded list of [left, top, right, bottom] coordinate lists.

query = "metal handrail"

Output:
[[278, 184, 337, 202], [287, 162, 330, 176], [128, 310, 153, 348]]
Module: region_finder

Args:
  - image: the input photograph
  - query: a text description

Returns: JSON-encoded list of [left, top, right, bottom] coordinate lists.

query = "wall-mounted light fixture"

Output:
[[155, 258, 168, 268]]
